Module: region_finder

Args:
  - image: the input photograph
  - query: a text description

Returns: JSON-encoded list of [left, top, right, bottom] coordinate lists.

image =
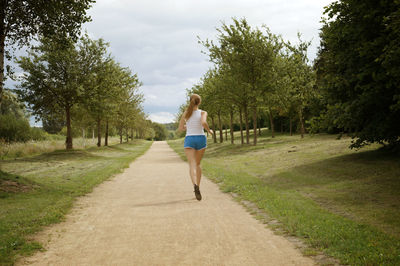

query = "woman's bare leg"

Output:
[[184, 148, 197, 185], [195, 148, 206, 186]]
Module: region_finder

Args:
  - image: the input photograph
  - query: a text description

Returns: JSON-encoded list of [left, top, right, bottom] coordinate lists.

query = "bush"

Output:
[[0, 114, 31, 142], [29, 127, 47, 141]]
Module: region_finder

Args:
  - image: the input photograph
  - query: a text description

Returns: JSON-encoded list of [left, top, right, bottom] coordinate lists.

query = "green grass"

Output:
[[0, 140, 152, 265], [0, 136, 122, 160], [168, 131, 400, 265]]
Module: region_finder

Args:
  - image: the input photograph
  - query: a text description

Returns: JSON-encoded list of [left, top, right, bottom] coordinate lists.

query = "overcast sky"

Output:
[[20, 0, 334, 124]]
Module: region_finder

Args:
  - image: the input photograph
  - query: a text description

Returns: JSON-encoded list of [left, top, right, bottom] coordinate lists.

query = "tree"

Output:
[[0, 0, 94, 109], [152, 122, 168, 141], [17, 36, 83, 149], [112, 66, 143, 144], [79, 35, 115, 147], [316, 0, 400, 148], [200, 18, 276, 145], [285, 35, 316, 138]]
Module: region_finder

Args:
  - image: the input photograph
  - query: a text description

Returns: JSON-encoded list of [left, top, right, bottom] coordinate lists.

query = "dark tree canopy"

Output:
[[316, 0, 400, 148]]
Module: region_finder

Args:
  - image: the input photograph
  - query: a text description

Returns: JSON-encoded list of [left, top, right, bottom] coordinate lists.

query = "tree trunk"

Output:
[[105, 119, 109, 146], [244, 105, 250, 144], [290, 116, 293, 136], [230, 108, 234, 144], [252, 106, 257, 145], [82, 128, 85, 148], [268, 109, 275, 138], [119, 129, 123, 144], [130, 128, 133, 140], [211, 116, 217, 143], [65, 106, 73, 150], [97, 118, 101, 147], [224, 124, 228, 141], [239, 107, 244, 145], [218, 111, 223, 143], [126, 130, 129, 142], [299, 108, 305, 138], [0, 14, 5, 109]]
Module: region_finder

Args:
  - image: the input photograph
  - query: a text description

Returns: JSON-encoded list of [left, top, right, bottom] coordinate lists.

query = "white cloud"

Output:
[[149, 112, 176, 124]]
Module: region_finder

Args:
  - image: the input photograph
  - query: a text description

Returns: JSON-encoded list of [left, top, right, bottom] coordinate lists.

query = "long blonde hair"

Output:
[[184, 94, 201, 120]]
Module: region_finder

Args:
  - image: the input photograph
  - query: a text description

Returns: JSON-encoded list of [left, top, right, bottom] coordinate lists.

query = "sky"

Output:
[[10, 0, 334, 125]]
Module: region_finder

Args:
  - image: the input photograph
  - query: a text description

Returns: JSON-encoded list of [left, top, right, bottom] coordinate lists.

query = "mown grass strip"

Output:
[[168, 136, 400, 265], [0, 140, 152, 265]]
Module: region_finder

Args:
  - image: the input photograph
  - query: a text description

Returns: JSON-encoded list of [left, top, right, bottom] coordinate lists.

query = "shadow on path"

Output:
[[130, 198, 195, 208]]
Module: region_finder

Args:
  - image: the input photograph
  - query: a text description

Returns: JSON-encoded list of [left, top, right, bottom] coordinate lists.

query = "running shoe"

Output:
[[194, 184, 202, 201]]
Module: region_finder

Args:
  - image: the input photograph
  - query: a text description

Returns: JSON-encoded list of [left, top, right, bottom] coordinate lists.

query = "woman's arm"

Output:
[[201, 111, 213, 135], [178, 112, 186, 132]]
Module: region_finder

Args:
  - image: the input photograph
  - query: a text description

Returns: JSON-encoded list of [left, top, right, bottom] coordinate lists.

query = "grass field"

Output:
[[0, 140, 152, 265], [168, 131, 400, 265], [0, 136, 122, 160]]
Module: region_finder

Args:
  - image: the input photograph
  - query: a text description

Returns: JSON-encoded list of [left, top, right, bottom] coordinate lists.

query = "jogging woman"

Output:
[[178, 94, 213, 201]]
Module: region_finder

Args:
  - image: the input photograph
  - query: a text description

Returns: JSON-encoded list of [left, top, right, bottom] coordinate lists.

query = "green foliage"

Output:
[[42, 113, 64, 134], [0, 114, 30, 142], [16, 36, 85, 149], [29, 127, 47, 141], [0, 114, 48, 142], [0, 89, 29, 119], [16, 34, 146, 149], [59, 126, 80, 139], [316, 0, 400, 148], [2, 0, 94, 46], [17, 36, 82, 117], [195, 18, 316, 144], [1, 0, 95, 107], [151, 122, 168, 141]]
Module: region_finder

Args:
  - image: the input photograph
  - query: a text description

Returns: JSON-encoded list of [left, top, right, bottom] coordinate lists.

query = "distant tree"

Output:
[[316, 0, 400, 148], [78, 35, 114, 147], [152, 122, 168, 141], [112, 67, 143, 143], [285, 35, 316, 138], [0, 0, 94, 109]]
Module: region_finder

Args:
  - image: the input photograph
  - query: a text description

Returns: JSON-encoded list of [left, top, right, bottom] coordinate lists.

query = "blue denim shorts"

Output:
[[184, 135, 207, 150]]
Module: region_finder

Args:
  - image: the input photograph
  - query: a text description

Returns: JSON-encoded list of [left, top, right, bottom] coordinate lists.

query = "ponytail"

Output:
[[184, 94, 201, 120]]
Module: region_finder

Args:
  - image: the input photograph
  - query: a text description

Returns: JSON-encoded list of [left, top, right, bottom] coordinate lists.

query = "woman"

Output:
[[178, 94, 213, 201]]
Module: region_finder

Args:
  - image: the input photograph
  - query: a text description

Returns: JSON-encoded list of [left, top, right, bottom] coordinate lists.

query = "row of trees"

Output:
[[180, 0, 400, 150], [179, 18, 316, 146], [1, 1, 168, 148], [15, 34, 150, 149]]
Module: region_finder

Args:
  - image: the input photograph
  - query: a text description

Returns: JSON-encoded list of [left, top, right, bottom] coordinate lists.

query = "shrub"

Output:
[[0, 114, 31, 142], [29, 127, 47, 141]]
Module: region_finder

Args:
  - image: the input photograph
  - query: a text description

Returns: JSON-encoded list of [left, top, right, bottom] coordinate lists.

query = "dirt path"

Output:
[[18, 141, 314, 266]]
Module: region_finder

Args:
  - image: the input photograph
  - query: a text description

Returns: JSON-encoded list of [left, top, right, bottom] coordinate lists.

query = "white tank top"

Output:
[[186, 109, 205, 136]]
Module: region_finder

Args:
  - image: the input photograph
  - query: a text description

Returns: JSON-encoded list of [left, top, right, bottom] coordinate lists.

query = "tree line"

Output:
[[0, 0, 167, 149], [178, 18, 315, 146], [16, 34, 149, 149], [180, 0, 400, 150]]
